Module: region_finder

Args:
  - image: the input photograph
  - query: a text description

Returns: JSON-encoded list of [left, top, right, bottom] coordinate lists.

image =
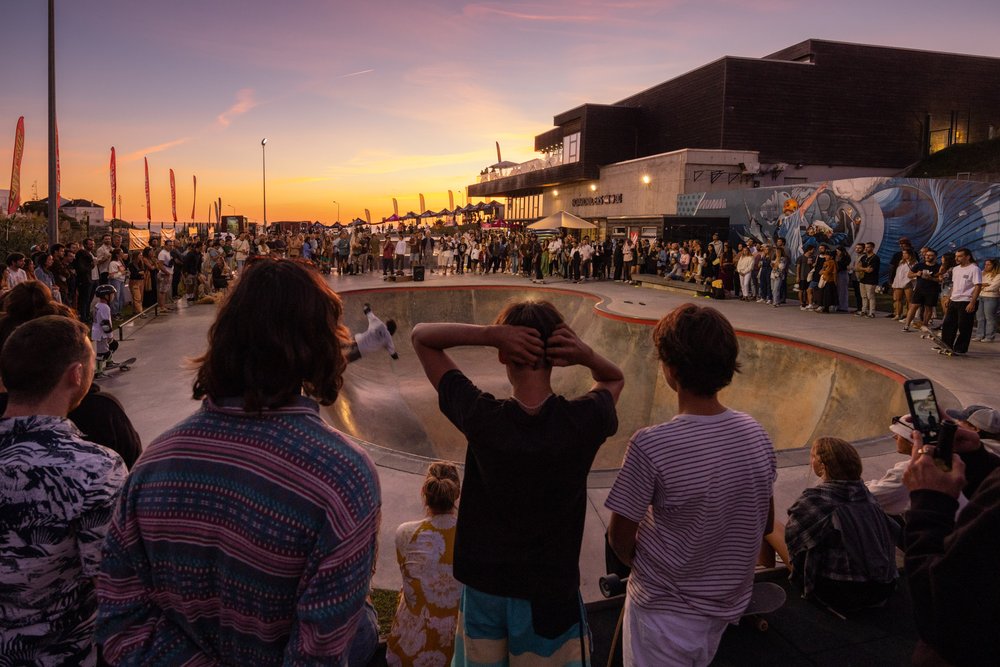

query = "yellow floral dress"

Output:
[[386, 513, 461, 667]]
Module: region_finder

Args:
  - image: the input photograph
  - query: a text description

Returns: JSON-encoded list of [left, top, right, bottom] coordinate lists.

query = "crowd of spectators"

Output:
[[0, 227, 998, 666]]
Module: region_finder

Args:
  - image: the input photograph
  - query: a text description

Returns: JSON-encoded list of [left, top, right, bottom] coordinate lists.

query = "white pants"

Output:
[[739, 272, 752, 297], [623, 596, 729, 667]]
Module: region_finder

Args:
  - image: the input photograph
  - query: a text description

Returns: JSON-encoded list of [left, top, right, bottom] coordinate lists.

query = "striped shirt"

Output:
[[605, 410, 776, 621], [96, 397, 381, 666]]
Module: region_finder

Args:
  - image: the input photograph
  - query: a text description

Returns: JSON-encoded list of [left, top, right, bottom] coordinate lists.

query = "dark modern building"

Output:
[[468, 39, 1000, 235]]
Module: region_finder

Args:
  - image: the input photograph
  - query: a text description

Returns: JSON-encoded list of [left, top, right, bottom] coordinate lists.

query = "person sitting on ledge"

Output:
[[412, 300, 624, 666], [386, 462, 463, 667], [785, 437, 899, 613]]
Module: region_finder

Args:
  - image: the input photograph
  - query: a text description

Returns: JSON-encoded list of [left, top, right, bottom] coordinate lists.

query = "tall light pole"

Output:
[[261, 138, 268, 229], [47, 0, 58, 244], [332, 200, 340, 224]]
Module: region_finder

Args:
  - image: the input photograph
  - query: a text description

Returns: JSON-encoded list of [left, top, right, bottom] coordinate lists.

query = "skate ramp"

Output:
[[327, 286, 907, 469]]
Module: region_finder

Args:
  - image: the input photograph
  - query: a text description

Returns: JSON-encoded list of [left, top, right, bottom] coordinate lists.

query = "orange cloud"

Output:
[[216, 88, 258, 127], [120, 137, 191, 163]]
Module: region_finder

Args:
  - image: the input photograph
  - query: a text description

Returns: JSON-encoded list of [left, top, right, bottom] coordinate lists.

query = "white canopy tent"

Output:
[[527, 210, 597, 230]]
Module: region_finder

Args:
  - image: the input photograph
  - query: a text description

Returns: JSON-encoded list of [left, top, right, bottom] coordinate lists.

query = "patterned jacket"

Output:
[[0, 415, 127, 666]]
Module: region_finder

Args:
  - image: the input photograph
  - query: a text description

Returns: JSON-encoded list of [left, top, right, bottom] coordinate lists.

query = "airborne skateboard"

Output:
[[920, 326, 956, 356], [95, 357, 136, 378]]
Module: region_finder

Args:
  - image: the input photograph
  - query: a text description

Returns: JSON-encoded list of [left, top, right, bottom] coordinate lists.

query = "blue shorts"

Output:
[[452, 586, 590, 666]]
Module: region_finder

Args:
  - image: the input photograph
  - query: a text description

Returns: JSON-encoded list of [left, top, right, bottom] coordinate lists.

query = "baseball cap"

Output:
[[946, 405, 1000, 435]]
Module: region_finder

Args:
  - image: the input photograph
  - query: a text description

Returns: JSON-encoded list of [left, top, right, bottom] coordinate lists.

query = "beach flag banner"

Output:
[[191, 175, 197, 221], [496, 141, 502, 163], [392, 198, 398, 216], [110, 147, 117, 219], [214, 201, 220, 224], [7, 116, 24, 215], [365, 208, 371, 224], [129, 228, 149, 250], [448, 190, 454, 210], [55, 120, 61, 208], [419, 193, 425, 213], [169, 169, 177, 222], [160, 227, 175, 241], [144, 157, 151, 221]]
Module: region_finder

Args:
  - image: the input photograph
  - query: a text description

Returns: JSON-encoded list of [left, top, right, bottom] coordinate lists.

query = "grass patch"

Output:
[[372, 588, 400, 637]]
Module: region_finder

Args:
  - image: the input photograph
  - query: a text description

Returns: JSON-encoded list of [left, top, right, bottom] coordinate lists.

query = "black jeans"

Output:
[[942, 300, 976, 352]]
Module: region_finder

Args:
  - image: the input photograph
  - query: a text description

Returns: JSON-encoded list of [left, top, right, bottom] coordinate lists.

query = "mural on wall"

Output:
[[678, 178, 1000, 282]]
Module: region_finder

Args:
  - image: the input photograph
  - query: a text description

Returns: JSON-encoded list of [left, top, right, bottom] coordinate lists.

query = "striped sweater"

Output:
[[96, 397, 381, 666]]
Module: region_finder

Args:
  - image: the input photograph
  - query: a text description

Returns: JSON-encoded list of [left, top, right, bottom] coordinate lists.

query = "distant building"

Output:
[[468, 38, 1000, 240], [21, 197, 105, 227]]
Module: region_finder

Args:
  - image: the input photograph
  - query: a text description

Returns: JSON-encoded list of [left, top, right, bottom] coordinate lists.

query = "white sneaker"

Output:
[[800, 305, 809, 311]]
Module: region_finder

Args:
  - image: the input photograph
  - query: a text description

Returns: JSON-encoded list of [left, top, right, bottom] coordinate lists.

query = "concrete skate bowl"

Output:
[[327, 286, 908, 470]]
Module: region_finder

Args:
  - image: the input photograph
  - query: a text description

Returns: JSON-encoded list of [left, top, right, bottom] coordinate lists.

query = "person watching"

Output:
[[96, 259, 381, 666], [606, 303, 776, 667], [386, 462, 463, 667], [412, 300, 623, 666], [903, 425, 1000, 665], [785, 437, 898, 612], [0, 315, 128, 664]]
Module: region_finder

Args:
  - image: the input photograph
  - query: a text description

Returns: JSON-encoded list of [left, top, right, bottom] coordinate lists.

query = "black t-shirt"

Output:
[[438, 369, 617, 602], [911, 261, 941, 293], [860, 254, 881, 285]]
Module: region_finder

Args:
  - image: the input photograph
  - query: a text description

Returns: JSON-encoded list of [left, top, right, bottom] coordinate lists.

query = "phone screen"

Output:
[[904, 379, 940, 443]]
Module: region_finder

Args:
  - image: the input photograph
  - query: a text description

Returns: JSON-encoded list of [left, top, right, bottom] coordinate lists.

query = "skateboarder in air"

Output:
[[411, 300, 624, 666], [345, 303, 398, 362], [606, 303, 776, 667]]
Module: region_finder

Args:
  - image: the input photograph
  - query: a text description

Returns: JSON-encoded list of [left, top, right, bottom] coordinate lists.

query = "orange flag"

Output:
[[419, 193, 425, 212], [169, 169, 177, 222], [448, 190, 454, 210], [7, 116, 24, 215], [392, 198, 398, 216], [191, 175, 197, 221], [144, 157, 152, 221], [109, 147, 117, 219]]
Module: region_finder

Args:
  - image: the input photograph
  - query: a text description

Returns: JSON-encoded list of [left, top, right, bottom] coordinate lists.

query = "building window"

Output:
[[563, 132, 580, 164], [505, 194, 541, 221]]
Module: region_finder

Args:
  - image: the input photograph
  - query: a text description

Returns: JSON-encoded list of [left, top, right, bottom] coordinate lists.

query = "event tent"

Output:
[[527, 210, 597, 230]]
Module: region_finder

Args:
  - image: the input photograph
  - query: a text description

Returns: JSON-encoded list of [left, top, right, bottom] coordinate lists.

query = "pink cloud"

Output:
[[216, 88, 257, 128]]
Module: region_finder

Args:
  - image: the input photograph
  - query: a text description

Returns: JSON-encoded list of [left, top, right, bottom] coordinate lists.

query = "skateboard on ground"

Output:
[[95, 357, 136, 378], [920, 326, 956, 356]]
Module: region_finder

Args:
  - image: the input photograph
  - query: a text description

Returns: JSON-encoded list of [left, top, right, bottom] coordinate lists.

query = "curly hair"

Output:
[[192, 259, 352, 411]]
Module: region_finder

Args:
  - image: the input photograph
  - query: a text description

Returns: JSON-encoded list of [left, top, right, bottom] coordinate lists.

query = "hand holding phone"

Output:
[[903, 379, 941, 445]]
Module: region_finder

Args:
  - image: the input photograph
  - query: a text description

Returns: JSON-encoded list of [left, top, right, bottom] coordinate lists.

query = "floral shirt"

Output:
[[0, 415, 127, 666], [386, 513, 461, 667]]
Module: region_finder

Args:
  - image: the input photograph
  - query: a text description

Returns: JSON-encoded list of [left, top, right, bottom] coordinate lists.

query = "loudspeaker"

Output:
[[413, 264, 425, 282]]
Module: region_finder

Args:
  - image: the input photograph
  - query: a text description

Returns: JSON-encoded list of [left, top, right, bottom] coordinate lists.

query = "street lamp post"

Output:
[[332, 200, 340, 224], [261, 138, 268, 229]]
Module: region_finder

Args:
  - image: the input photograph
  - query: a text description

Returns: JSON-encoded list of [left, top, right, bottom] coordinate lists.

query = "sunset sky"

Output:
[[3, 0, 1000, 223]]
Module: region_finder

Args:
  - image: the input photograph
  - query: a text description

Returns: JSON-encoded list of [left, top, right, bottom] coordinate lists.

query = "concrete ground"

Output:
[[105, 268, 999, 600]]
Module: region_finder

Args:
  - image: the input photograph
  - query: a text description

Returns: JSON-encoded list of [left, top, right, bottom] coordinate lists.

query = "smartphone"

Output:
[[903, 378, 941, 444]]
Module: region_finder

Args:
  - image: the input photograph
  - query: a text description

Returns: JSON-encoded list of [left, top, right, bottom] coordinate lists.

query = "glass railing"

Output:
[[476, 153, 566, 183]]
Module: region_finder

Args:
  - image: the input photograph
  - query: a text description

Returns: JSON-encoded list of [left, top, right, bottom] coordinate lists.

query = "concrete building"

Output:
[[468, 39, 1000, 241]]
